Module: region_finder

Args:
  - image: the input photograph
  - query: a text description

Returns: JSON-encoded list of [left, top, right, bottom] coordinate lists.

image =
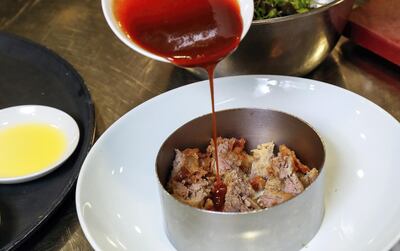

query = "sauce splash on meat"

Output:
[[115, 0, 243, 210]]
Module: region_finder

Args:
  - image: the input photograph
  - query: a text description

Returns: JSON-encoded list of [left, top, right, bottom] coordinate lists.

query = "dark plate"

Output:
[[0, 32, 95, 250]]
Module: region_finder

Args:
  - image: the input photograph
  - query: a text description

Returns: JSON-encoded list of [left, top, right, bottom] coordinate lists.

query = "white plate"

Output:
[[0, 105, 80, 184], [76, 75, 400, 251]]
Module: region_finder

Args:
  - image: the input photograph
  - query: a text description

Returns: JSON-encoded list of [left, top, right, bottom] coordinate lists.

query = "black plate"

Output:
[[0, 32, 95, 250]]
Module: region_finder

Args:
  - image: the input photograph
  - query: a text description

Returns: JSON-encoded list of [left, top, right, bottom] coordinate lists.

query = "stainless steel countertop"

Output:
[[1, 0, 399, 250]]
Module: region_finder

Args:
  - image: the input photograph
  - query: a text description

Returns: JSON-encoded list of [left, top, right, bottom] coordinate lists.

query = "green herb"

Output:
[[253, 0, 314, 20]]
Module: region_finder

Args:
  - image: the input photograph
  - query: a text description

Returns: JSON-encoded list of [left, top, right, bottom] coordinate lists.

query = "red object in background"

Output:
[[344, 0, 400, 66]]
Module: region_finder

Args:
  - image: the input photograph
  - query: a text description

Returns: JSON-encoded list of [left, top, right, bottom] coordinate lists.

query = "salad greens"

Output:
[[254, 0, 314, 20]]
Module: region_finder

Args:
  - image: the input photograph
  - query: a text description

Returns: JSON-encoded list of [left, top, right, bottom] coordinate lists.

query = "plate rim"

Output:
[[76, 74, 400, 251]]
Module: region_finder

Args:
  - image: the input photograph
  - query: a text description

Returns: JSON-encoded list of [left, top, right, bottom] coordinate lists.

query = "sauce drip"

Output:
[[115, 0, 243, 210], [207, 65, 228, 210], [211, 179, 228, 211]]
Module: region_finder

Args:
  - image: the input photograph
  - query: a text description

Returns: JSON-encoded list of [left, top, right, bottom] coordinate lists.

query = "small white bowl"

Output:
[[0, 105, 80, 184], [101, 0, 254, 63]]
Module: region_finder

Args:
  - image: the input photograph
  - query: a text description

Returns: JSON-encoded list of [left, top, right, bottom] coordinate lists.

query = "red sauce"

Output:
[[115, 0, 243, 210], [211, 179, 227, 211], [114, 0, 243, 67]]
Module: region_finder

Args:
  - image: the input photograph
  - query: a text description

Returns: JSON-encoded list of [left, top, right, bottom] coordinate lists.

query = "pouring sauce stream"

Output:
[[115, 0, 243, 210]]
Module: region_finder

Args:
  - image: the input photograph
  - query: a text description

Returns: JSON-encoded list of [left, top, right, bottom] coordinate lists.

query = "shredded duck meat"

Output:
[[167, 138, 319, 212]]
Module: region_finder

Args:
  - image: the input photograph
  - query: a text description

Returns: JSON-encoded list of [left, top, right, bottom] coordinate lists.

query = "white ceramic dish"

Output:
[[76, 75, 400, 251], [0, 105, 80, 184], [101, 0, 254, 63]]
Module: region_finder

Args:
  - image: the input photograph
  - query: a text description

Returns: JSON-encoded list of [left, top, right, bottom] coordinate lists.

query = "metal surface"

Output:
[[0, 0, 399, 250], [156, 109, 325, 251], [191, 0, 355, 78]]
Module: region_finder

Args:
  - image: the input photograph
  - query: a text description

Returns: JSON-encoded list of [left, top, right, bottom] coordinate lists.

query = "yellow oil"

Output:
[[0, 123, 67, 178]]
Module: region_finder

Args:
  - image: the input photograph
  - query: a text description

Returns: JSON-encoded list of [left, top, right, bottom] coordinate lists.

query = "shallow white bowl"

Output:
[[0, 105, 80, 184], [76, 75, 400, 251]]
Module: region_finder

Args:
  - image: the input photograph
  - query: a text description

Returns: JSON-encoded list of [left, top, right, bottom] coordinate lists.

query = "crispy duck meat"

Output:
[[168, 138, 319, 211]]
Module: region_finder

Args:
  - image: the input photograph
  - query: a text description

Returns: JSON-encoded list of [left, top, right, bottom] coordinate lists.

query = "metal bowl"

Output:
[[189, 0, 354, 78], [156, 108, 326, 251]]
